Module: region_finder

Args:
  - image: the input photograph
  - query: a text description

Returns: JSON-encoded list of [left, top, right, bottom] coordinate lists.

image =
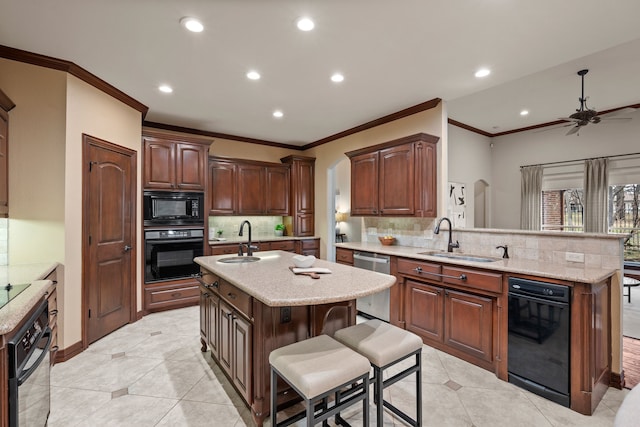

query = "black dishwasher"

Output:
[[508, 277, 570, 407]]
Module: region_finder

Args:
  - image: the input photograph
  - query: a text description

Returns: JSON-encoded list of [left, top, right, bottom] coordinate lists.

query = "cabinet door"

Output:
[[444, 289, 493, 362], [415, 140, 438, 218], [405, 279, 444, 342], [219, 300, 233, 376], [143, 138, 175, 189], [295, 213, 315, 237], [232, 314, 252, 402], [0, 110, 8, 215], [350, 152, 379, 215], [209, 160, 237, 215], [208, 293, 220, 360], [200, 289, 209, 342], [237, 164, 266, 214], [295, 160, 314, 214], [175, 143, 206, 190], [379, 143, 415, 215], [265, 166, 289, 215]]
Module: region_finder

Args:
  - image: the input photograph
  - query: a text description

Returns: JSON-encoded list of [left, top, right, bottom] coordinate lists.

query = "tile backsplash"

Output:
[[0, 218, 7, 265], [208, 216, 285, 240]]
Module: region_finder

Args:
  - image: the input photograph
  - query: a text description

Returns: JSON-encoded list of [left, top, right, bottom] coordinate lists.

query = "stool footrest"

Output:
[[383, 400, 419, 427], [383, 363, 420, 389]]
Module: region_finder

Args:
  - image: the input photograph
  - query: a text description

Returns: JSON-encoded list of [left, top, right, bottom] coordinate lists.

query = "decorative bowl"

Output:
[[378, 236, 395, 246], [292, 255, 316, 268]]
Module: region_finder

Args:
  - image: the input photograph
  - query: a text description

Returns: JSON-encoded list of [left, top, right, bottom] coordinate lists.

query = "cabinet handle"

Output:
[[51, 346, 59, 352], [50, 309, 58, 315], [196, 277, 219, 289], [412, 267, 467, 281], [227, 292, 237, 300], [203, 293, 210, 298], [222, 311, 232, 319], [52, 280, 58, 284], [172, 292, 182, 298]]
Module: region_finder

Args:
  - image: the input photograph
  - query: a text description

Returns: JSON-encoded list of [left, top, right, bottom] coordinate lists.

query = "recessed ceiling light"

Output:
[[246, 71, 261, 80], [520, 110, 529, 116], [331, 73, 344, 83], [475, 68, 491, 78], [180, 17, 204, 33], [273, 110, 284, 118], [158, 84, 173, 93], [297, 17, 315, 31]]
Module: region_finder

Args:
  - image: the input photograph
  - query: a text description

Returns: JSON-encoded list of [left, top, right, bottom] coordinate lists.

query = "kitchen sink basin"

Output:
[[217, 256, 261, 264], [418, 252, 499, 263]]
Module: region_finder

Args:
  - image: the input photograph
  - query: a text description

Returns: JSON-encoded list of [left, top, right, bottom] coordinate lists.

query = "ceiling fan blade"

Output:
[[601, 107, 637, 117], [558, 117, 580, 122], [566, 125, 581, 136], [600, 117, 632, 121]]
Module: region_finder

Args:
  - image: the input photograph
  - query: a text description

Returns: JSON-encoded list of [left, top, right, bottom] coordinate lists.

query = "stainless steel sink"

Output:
[[217, 256, 261, 264], [418, 252, 499, 263]]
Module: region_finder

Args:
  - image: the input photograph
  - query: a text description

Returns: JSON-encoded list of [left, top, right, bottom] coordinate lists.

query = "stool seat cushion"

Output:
[[269, 334, 370, 399], [334, 319, 423, 367]]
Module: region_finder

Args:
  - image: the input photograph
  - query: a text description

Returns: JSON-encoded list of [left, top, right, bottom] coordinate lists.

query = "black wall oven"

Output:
[[144, 228, 204, 283], [508, 277, 571, 407], [143, 191, 204, 226], [8, 299, 51, 427]]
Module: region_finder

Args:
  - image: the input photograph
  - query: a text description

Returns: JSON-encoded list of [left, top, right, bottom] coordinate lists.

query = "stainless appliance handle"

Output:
[[17, 327, 51, 386], [353, 254, 390, 263]]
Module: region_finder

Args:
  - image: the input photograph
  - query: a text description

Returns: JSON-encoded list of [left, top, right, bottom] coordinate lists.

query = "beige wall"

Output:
[[208, 136, 296, 162], [65, 75, 142, 347], [303, 104, 445, 258]]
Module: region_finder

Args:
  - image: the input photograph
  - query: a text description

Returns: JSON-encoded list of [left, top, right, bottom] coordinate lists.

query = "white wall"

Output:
[[447, 125, 493, 228], [490, 109, 640, 229], [334, 158, 361, 242]]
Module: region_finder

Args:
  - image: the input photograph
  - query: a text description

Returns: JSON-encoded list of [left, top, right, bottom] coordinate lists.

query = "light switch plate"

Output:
[[565, 252, 585, 263]]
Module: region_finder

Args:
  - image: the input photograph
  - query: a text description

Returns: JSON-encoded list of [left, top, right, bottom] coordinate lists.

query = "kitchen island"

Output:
[[194, 250, 395, 426]]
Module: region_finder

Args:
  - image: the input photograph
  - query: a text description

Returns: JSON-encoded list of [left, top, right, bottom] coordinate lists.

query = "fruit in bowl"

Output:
[[292, 255, 316, 268], [378, 236, 395, 246]]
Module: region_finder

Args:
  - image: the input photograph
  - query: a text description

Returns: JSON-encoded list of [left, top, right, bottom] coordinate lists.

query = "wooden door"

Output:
[[350, 152, 379, 215], [379, 143, 415, 215], [444, 289, 493, 362], [175, 143, 206, 191], [265, 166, 289, 215], [209, 160, 237, 215], [143, 137, 175, 189], [237, 164, 265, 214], [84, 135, 136, 344], [405, 279, 444, 342]]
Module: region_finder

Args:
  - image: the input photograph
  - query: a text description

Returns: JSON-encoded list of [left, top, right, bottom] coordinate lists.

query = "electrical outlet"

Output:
[[280, 307, 291, 323], [565, 252, 585, 263]]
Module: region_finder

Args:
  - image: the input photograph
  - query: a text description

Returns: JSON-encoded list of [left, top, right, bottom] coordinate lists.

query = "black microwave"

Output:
[[143, 191, 204, 226]]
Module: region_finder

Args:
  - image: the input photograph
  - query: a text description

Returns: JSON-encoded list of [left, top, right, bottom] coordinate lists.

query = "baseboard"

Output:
[[136, 310, 144, 321], [611, 370, 625, 389], [54, 340, 83, 364]]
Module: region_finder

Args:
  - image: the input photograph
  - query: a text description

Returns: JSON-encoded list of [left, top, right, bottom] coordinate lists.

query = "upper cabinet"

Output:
[[209, 157, 290, 216], [281, 155, 315, 236], [143, 129, 210, 191], [346, 133, 438, 218], [0, 89, 15, 217]]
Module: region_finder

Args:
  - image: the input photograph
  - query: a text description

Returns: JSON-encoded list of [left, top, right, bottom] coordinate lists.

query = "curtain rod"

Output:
[[520, 151, 640, 169]]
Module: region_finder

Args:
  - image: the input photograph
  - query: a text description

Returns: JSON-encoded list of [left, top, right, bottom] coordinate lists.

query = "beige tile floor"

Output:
[[50, 306, 628, 426]]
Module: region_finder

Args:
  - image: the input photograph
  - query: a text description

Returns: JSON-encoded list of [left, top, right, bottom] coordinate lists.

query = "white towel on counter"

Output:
[[291, 267, 332, 274]]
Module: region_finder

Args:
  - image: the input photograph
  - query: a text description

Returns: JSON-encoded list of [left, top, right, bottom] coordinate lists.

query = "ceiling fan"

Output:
[[559, 69, 633, 136]]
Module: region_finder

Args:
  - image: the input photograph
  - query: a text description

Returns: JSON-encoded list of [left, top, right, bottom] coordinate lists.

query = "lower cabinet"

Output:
[[295, 238, 320, 257], [210, 238, 318, 257], [444, 289, 493, 362], [144, 278, 200, 313], [335, 247, 354, 265]]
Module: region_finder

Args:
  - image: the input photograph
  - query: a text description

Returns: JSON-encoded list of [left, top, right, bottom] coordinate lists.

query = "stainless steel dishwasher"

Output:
[[353, 251, 391, 321]]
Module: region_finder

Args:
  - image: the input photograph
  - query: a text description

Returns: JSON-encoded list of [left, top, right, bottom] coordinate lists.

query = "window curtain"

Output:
[[520, 165, 543, 230], [584, 158, 609, 233]]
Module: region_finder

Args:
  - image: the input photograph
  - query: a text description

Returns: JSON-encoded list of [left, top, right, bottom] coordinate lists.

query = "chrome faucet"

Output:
[[238, 220, 257, 256], [434, 217, 459, 252]]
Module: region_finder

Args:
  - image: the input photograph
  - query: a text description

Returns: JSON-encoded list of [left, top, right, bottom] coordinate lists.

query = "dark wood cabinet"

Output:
[[296, 238, 320, 257], [210, 239, 311, 256], [143, 129, 210, 191], [281, 155, 315, 236], [336, 247, 354, 265], [346, 133, 438, 217], [209, 159, 237, 215], [444, 288, 493, 362], [0, 89, 14, 217], [144, 278, 200, 313], [210, 157, 289, 216], [405, 279, 444, 342]]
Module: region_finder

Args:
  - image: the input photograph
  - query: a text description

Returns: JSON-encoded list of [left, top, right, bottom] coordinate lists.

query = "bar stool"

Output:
[[334, 319, 423, 427], [269, 334, 370, 427]]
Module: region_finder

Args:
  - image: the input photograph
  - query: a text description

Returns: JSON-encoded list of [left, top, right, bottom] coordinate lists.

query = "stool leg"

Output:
[[629, 285, 632, 303], [375, 365, 383, 427], [363, 375, 370, 427], [271, 368, 278, 427], [416, 352, 422, 427]]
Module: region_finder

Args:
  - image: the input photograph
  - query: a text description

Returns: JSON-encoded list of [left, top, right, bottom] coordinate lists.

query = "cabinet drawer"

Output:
[[336, 248, 354, 265], [211, 244, 239, 255], [270, 240, 295, 251], [442, 266, 502, 294], [146, 283, 200, 306], [299, 238, 319, 249], [219, 280, 252, 319], [397, 258, 442, 281]]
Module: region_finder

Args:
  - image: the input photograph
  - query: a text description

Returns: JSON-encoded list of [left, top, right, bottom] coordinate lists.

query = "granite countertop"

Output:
[[336, 242, 616, 284], [209, 235, 320, 245], [195, 250, 395, 307], [0, 262, 58, 335]]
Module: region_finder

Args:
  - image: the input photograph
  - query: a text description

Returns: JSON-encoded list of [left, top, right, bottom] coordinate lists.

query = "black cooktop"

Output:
[[0, 283, 31, 310]]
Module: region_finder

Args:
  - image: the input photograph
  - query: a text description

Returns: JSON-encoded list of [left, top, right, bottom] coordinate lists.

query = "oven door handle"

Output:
[[17, 327, 52, 387], [147, 238, 204, 244]]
